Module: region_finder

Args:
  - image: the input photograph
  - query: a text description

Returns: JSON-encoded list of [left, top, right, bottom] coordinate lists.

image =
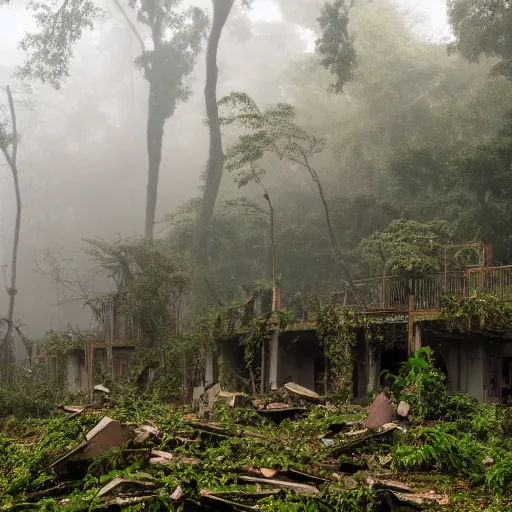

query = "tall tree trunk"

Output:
[[145, 85, 165, 240], [1, 86, 21, 382], [300, 153, 364, 305], [193, 0, 235, 265]]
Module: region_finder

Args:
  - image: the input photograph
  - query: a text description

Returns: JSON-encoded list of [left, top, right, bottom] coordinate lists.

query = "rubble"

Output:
[[92, 384, 111, 408], [365, 392, 395, 428], [397, 400, 411, 418], [134, 420, 160, 443], [283, 382, 324, 404], [1, 380, 509, 511]]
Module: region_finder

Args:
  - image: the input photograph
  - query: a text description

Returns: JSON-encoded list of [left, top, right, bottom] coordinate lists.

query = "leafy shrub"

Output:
[[392, 425, 484, 476], [486, 454, 512, 495], [382, 347, 448, 421], [443, 393, 479, 421], [0, 387, 56, 419]]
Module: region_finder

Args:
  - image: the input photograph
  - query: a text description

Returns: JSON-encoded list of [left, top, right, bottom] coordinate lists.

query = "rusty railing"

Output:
[[337, 266, 512, 312]]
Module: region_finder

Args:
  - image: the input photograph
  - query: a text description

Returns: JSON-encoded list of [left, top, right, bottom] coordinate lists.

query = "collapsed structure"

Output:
[[33, 244, 512, 404]]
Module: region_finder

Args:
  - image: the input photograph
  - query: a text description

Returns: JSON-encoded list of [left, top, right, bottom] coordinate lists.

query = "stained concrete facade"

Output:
[[416, 323, 512, 404], [67, 350, 87, 393], [211, 319, 512, 404]]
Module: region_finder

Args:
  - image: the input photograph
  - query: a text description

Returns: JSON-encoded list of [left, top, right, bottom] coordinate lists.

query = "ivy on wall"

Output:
[[316, 305, 406, 397], [441, 295, 512, 332]]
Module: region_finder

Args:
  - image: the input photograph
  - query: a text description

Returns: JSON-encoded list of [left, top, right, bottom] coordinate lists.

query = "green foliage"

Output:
[[316, 305, 383, 397], [316, 0, 357, 93], [38, 330, 86, 355], [133, 2, 208, 119], [392, 425, 485, 476], [441, 295, 512, 332], [0, 364, 66, 419], [454, 117, 512, 257], [86, 238, 190, 345], [383, 347, 448, 421], [220, 91, 325, 175], [359, 219, 455, 277], [486, 454, 512, 495], [0, 413, 98, 499], [316, 305, 356, 396], [448, 0, 512, 80], [443, 393, 479, 422], [17, 0, 103, 88]]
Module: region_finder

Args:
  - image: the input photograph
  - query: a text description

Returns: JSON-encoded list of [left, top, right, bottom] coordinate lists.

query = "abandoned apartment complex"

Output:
[[33, 244, 512, 405]]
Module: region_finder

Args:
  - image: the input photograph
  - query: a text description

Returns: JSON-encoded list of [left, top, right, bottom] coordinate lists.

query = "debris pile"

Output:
[[0, 382, 511, 511]]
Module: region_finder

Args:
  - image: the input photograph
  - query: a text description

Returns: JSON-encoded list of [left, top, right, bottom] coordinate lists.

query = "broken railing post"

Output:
[[407, 295, 415, 357]]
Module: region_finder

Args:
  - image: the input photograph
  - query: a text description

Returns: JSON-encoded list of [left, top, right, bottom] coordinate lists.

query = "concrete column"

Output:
[[467, 342, 485, 403], [459, 343, 468, 394], [67, 351, 81, 393], [445, 346, 459, 393], [367, 349, 381, 393], [414, 324, 422, 352], [268, 330, 279, 390], [205, 350, 215, 386]]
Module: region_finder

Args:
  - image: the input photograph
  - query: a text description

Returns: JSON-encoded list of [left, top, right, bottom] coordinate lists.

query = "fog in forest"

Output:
[[0, 0, 510, 343]]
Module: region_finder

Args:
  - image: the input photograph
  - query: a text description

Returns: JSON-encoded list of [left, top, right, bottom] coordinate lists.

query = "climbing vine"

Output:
[[38, 331, 89, 355], [441, 295, 512, 332], [316, 306, 360, 397], [316, 306, 404, 397]]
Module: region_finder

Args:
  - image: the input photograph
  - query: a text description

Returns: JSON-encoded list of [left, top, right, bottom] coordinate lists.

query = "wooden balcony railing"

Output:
[[98, 297, 143, 342], [337, 266, 512, 312]]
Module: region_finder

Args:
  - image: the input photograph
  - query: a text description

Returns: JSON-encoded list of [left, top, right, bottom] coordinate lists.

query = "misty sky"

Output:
[[0, 0, 450, 67], [0, 0, 454, 340]]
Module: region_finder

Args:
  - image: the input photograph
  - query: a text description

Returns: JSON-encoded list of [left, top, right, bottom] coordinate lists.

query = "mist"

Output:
[[0, 0, 510, 340]]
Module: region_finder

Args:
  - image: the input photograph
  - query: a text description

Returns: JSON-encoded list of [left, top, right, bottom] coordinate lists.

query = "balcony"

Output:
[[96, 295, 143, 342], [337, 265, 512, 312]]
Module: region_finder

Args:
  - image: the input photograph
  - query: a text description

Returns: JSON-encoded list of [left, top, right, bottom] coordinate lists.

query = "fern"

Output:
[[486, 455, 512, 495], [392, 426, 484, 476]]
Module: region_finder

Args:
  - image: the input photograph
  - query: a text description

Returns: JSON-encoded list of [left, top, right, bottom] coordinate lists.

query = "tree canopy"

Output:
[[448, 0, 512, 79]]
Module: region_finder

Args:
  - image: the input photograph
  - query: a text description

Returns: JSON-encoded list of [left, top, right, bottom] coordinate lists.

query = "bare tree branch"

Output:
[[0, 85, 22, 378], [112, 0, 147, 54]]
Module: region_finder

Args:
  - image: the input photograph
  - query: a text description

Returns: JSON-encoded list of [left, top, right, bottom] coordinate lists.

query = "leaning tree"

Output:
[[0, 85, 21, 380], [15, 0, 208, 240], [193, 0, 358, 266]]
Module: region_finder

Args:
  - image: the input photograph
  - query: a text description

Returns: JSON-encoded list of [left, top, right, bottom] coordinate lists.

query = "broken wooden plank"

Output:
[[366, 476, 413, 493], [286, 468, 330, 485], [329, 424, 398, 458], [284, 382, 324, 404], [151, 449, 173, 460], [170, 485, 184, 501], [97, 477, 155, 498], [239, 476, 320, 495]]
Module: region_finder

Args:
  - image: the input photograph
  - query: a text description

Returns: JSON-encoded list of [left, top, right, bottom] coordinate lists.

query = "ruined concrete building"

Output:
[[204, 263, 512, 404], [34, 254, 512, 405]]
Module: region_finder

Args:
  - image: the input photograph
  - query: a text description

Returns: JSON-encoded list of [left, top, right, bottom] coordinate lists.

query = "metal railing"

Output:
[[337, 266, 512, 312]]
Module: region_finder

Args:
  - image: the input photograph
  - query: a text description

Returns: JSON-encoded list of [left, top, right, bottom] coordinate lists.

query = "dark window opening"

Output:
[[380, 349, 408, 388]]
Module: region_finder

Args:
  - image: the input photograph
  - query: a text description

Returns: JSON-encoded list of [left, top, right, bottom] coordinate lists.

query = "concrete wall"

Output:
[[424, 329, 512, 404], [467, 343, 485, 403], [277, 331, 323, 391], [278, 344, 315, 390], [67, 350, 86, 393]]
